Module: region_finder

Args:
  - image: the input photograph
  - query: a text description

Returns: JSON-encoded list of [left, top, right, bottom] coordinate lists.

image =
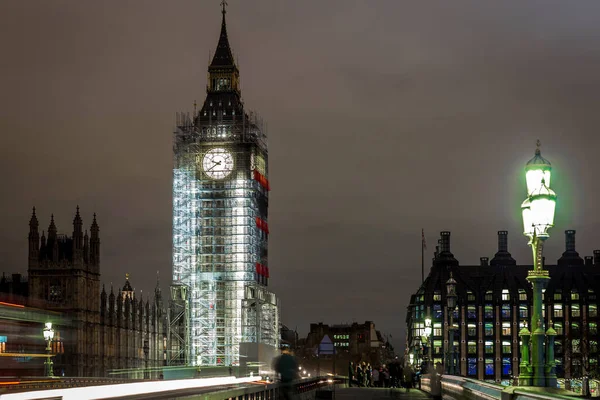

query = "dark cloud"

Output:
[[1, 0, 600, 348]]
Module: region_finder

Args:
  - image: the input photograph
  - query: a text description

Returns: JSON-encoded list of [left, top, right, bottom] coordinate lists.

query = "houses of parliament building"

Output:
[[0, 207, 166, 377]]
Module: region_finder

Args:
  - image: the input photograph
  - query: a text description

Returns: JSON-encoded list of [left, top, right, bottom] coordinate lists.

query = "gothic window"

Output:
[[433, 291, 441, 301]]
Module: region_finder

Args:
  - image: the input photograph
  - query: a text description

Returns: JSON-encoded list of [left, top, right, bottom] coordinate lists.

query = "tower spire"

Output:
[[210, 1, 235, 68]]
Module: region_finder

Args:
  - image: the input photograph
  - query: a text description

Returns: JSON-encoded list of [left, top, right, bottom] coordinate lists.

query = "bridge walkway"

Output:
[[335, 387, 431, 400]]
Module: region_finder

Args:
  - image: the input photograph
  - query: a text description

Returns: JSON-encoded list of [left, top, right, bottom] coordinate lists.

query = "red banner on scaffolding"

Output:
[[255, 217, 270, 234], [255, 263, 269, 278], [252, 169, 271, 191]]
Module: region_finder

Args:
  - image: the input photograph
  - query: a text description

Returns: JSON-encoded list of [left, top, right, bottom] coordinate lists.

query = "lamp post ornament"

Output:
[[519, 140, 557, 387]]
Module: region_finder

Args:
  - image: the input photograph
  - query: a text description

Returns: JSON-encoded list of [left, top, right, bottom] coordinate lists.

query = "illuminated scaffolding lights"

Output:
[[255, 217, 269, 234]]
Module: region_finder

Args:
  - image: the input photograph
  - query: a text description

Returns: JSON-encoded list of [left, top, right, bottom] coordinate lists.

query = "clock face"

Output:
[[202, 148, 234, 179]]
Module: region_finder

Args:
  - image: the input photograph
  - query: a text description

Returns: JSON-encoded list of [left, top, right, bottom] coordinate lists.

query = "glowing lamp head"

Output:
[[43, 322, 54, 341], [522, 142, 556, 240], [424, 318, 432, 336], [525, 144, 552, 196]]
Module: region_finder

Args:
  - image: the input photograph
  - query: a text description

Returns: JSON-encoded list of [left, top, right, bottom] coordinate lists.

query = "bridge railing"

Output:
[[421, 374, 585, 400]]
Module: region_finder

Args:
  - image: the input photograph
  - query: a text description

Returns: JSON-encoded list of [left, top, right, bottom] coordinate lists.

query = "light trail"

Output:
[[0, 376, 261, 400]]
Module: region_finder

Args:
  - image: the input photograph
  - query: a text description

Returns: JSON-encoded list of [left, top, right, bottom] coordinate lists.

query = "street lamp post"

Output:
[[42, 322, 54, 377], [422, 318, 433, 373], [520, 140, 557, 387], [446, 273, 458, 375]]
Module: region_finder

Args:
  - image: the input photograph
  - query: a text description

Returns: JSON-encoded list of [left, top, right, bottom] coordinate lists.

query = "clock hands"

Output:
[[206, 160, 222, 172]]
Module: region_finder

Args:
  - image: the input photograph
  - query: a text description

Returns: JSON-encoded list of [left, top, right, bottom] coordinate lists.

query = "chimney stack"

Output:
[[480, 257, 489, 266], [585, 256, 593, 266], [565, 230, 576, 252], [440, 231, 451, 253], [498, 231, 508, 253], [594, 250, 600, 266]]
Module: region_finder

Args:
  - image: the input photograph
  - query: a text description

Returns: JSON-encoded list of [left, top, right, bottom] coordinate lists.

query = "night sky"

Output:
[[2, 0, 600, 348]]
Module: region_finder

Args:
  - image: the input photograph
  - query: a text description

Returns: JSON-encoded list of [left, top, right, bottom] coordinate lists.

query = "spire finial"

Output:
[[32, 206, 36, 216], [221, 0, 227, 15], [193, 100, 197, 116], [535, 139, 541, 155], [126, 273, 130, 280]]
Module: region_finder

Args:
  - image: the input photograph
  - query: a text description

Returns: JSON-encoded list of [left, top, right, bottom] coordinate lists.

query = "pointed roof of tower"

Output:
[[48, 214, 57, 236], [29, 207, 38, 229], [209, 2, 236, 68], [90, 213, 99, 235]]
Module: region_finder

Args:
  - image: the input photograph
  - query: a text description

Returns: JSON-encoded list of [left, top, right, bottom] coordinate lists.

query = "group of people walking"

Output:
[[348, 361, 416, 390]]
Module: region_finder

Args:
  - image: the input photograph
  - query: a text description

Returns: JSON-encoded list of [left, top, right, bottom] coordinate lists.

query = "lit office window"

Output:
[[554, 291, 562, 301], [485, 359, 494, 375], [434, 291, 442, 301], [485, 341, 494, 354], [502, 322, 511, 336], [434, 340, 442, 354], [434, 304, 442, 319], [519, 290, 527, 301], [553, 304, 563, 318], [468, 358, 477, 376], [468, 324, 477, 336], [485, 291, 493, 301], [502, 341, 511, 354], [520, 305, 529, 318], [485, 304, 494, 319], [572, 304, 581, 318], [502, 304, 511, 319], [468, 341, 477, 354], [502, 289, 510, 301], [572, 339, 581, 354], [572, 322, 581, 336], [554, 323, 563, 335], [589, 290, 597, 301], [591, 341, 598, 353], [590, 323, 598, 335], [434, 323, 442, 337], [468, 305, 477, 319], [502, 357, 511, 376], [590, 304, 598, 318], [467, 291, 475, 302], [485, 323, 494, 336], [572, 290, 580, 300]]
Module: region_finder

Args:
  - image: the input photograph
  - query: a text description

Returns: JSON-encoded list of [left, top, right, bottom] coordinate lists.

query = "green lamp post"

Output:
[[520, 140, 557, 387]]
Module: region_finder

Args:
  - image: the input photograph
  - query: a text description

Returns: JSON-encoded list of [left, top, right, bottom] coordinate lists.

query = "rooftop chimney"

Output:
[[498, 231, 508, 252], [565, 230, 576, 252], [440, 231, 451, 253], [594, 250, 600, 266], [490, 231, 516, 266], [585, 256, 593, 266], [558, 230, 583, 266], [480, 257, 489, 267]]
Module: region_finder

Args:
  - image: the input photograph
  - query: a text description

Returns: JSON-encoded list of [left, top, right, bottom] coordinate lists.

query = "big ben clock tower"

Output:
[[171, 3, 279, 367]]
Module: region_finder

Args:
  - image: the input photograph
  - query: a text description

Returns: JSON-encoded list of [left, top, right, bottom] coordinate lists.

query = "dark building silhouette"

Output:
[[406, 230, 600, 383], [0, 207, 166, 377]]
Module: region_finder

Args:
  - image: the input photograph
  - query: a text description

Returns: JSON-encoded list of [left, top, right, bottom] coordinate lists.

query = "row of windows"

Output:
[[430, 289, 595, 303], [428, 303, 598, 320], [334, 342, 349, 347], [333, 335, 350, 340], [430, 340, 600, 357]]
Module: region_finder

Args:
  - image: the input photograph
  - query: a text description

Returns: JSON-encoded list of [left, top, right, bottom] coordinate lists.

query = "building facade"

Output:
[[171, 5, 279, 367], [0, 208, 166, 377], [406, 230, 600, 383], [298, 321, 394, 373]]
